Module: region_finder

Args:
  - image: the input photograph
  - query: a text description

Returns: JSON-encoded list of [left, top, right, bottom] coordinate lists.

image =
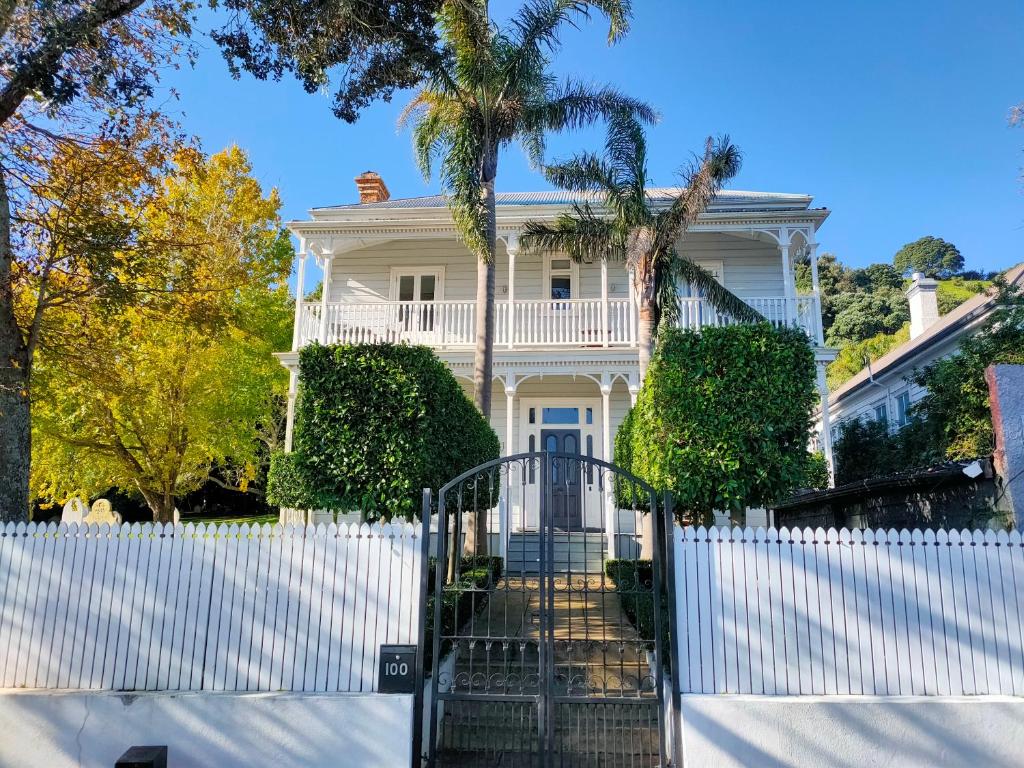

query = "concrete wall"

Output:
[[679, 696, 1024, 767], [0, 690, 413, 768]]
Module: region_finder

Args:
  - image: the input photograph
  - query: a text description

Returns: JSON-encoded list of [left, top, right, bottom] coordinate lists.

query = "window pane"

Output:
[[550, 276, 571, 300], [585, 407, 593, 425], [874, 404, 887, 423], [543, 407, 578, 424], [551, 259, 571, 271], [398, 275, 414, 301], [565, 434, 577, 455], [529, 407, 536, 424], [545, 435, 558, 452], [420, 274, 436, 301]]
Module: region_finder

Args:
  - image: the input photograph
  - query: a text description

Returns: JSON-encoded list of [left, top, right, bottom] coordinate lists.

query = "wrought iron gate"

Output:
[[423, 452, 674, 767]]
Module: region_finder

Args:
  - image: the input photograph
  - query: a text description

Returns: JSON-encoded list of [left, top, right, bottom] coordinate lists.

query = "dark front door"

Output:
[[542, 429, 582, 531]]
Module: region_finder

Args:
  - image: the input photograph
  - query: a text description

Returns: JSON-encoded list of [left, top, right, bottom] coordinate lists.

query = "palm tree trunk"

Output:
[[0, 165, 30, 522], [467, 145, 498, 557], [637, 301, 656, 381]]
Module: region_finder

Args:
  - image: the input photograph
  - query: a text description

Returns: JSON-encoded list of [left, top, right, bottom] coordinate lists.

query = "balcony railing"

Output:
[[295, 296, 821, 350]]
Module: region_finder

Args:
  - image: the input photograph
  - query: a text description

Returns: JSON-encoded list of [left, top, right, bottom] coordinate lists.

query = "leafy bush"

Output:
[[604, 559, 667, 657], [802, 451, 831, 490], [618, 323, 817, 525], [424, 555, 503, 670], [267, 343, 499, 519]]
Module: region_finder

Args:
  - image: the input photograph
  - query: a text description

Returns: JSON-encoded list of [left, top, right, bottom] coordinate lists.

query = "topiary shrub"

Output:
[[267, 343, 499, 520], [619, 323, 817, 525]]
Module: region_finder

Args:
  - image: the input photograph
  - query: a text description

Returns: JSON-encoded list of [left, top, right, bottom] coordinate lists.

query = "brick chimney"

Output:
[[906, 272, 940, 339], [354, 171, 390, 204]]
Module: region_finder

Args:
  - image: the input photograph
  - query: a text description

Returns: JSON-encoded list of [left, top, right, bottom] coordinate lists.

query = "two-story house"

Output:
[[277, 172, 834, 544]]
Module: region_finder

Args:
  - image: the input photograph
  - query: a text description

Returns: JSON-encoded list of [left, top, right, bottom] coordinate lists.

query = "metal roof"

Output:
[[312, 188, 815, 212]]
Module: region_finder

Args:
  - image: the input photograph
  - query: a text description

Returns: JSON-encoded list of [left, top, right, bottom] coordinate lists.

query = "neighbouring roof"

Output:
[[311, 188, 817, 213], [828, 262, 1024, 408]]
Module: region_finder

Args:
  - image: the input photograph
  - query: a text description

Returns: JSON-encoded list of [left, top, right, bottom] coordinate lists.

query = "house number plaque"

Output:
[[378, 644, 417, 693]]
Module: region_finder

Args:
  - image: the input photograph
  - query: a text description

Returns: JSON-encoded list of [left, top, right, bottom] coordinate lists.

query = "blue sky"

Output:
[[162, 0, 1023, 279]]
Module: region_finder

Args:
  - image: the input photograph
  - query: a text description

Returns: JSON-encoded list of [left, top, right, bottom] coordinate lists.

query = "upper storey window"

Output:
[[547, 257, 574, 301], [392, 269, 441, 303]]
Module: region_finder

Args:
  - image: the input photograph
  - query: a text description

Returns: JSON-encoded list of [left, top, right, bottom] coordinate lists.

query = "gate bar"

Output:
[[661, 491, 685, 766], [413, 488, 432, 768]]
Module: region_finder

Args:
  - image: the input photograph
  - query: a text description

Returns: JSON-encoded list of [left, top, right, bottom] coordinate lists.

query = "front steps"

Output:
[[505, 532, 606, 574]]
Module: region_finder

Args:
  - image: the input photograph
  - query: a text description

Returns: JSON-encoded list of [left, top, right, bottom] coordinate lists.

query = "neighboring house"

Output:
[[818, 263, 1024, 445], [277, 172, 833, 543]]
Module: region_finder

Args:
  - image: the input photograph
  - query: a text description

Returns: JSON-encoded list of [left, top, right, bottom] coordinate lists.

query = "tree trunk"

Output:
[[138, 485, 176, 524], [467, 145, 498, 557], [0, 166, 30, 522], [637, 301, 656, 381]]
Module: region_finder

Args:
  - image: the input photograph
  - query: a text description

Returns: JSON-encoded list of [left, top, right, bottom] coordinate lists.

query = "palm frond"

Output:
[[503, 1, 631, 92], [543, 153, 614, 194], [531, 79, 657, 134], [520, 205, 621, 262], [653, 135, 741, 254], [673, 256, 762, 323]]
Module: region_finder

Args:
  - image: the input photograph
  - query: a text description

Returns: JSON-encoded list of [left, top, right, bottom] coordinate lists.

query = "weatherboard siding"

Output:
[[327, 233, 784, 303]]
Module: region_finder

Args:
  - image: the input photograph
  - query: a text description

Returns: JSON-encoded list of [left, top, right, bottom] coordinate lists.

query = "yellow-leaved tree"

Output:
[[30, 145, 293, 522]]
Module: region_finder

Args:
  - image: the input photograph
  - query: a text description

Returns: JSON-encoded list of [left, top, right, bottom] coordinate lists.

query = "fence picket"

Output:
[[0, 521, 423, 694], [672, 525, 1024, 698]]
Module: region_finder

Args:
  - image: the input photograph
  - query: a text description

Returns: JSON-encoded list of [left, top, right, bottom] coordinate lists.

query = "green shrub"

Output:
[[801, 451, 831, 491], [833, 416, 943, 485], [268, 343, 499, 520], [424, 555, 503, 670], [619, 323, 817, 525], [604, 559, 666, 657]]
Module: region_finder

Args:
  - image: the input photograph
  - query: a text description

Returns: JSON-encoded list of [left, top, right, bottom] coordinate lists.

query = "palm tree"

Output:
[[401, 0, 656, 420], [520, 113, 760, 379]]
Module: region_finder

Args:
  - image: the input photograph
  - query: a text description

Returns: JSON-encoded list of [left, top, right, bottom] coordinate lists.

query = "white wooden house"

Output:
[[277, 173, 835, 541]]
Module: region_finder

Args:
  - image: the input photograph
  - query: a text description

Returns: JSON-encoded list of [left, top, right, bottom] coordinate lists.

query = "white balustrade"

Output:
[[297, 295, 822, 349]]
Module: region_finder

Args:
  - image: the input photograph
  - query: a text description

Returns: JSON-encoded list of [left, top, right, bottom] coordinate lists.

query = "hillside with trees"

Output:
[[796, 237, 994, 390]]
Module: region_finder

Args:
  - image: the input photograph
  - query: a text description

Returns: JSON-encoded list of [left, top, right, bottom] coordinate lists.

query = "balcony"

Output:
[[295, 296, 821, 350]]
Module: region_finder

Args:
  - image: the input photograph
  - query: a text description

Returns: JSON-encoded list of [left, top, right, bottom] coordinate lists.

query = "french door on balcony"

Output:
[[390, 267, 443, 341]]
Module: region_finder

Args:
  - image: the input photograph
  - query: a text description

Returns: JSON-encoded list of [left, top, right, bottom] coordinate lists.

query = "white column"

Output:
[[291, 239, 307, 351], [807, 240, 824, 344], [504, 377, 516, 456], [284, 369, 299, 452], [502, 376, 516, 556], [816, 362, 835, 487], [506, 235, 518, 349], [779, 230, 794, 326], [601, 375, 615, 557], [601, 259, 609, 347], [628, 381, 641, 407], [318, 251, 334, 344]]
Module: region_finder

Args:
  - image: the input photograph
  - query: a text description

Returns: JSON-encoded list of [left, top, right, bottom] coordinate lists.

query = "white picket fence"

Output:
[[673, 526, 1024, 696], [0, 521, 423, 692]]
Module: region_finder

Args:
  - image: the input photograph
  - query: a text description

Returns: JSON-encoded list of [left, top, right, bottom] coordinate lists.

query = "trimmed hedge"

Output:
[[617, 323, 817, 525], [267, 343, 499, 520], [424, 555, 503, 670], [604, 559, 667, 658]]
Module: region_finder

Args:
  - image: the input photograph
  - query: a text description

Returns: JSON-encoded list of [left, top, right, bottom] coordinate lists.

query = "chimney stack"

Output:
[[355, 171, 390, 204], [906, 272, 939, 339]]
